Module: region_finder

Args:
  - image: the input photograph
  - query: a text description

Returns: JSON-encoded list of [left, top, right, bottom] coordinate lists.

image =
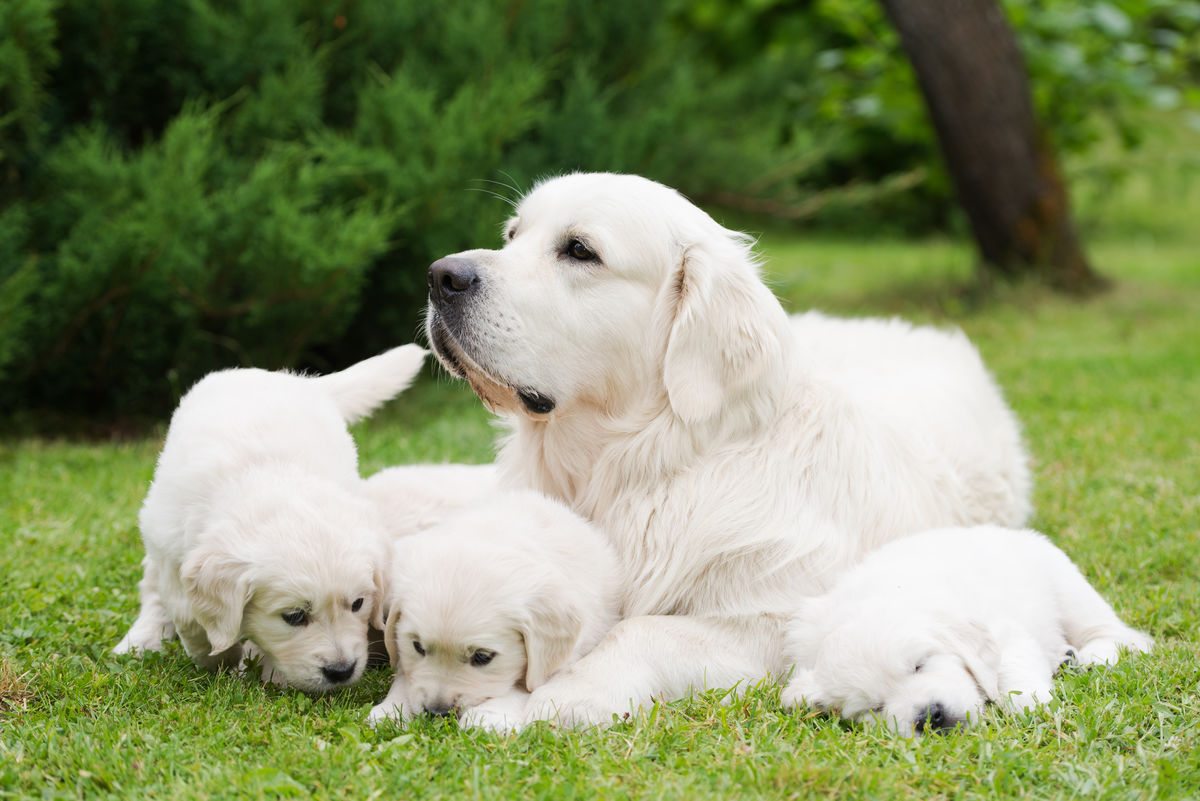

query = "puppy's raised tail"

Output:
[[315, 344, 428, 423]]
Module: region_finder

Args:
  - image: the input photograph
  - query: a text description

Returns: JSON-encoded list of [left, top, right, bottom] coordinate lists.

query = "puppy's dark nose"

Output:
[[429, 257, 479, 304], [423, 702, 456, 718], [321, 660, 357, 685], [914, 702, 957, 734]]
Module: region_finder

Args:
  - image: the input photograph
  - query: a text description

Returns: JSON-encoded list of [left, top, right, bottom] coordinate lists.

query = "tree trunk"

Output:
[[879, 0, 1107, 293]]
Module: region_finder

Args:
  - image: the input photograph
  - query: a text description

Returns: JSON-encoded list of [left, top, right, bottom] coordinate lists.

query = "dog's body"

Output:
[[366, 490, 620, 727], [425, 172, 1031, 726], [114, 345, 426, 693], [780, 526, 1152, 735], [362, 463, 500, 540]]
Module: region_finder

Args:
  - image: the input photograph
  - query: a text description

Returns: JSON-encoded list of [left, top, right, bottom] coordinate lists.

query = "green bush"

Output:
[[1, 0, 1196, 417]]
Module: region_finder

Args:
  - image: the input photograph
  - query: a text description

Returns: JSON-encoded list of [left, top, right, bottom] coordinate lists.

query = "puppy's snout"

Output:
[[320, 660, 357, 685], [423, 701, 456, 718], [429, 257, 480, 304], [914, 702, 958, 734]]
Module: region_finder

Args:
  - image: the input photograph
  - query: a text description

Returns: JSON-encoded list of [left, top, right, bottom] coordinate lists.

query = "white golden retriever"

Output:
[[113, 345, 427, 693], [366, 490, 619, 727], [781, 526, 1152, 735], [424, 172, 1032, 727]]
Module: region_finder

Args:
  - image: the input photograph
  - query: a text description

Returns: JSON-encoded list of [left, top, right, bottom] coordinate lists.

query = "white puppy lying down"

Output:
[[367, 490, 620, 726], [113, 345, 427, 693], [781, 526, 1152, 735]]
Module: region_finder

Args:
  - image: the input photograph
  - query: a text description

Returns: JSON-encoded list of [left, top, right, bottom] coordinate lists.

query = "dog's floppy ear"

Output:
[[942, 620, 1001, 702], [518, 585, 583, 691], [181, 539, 254, 656], [370, 540, 391, 632], [660, 232, 786, 425], [382, 603, 402, 669]]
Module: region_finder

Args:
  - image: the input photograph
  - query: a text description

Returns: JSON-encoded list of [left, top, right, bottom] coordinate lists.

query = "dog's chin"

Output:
[[427, 314, 555, 418]]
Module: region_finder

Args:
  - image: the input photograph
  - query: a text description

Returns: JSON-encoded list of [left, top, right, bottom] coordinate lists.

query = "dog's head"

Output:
[[381, 524, 583, 717], [784, 603, 1001, 736], [425, 172, 789, 425], [181, 474, 389, 694]]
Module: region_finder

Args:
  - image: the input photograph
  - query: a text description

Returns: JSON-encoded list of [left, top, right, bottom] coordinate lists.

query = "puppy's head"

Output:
[[425, 172, 788, 424], [784, 604, 1000, 736], [182, 474, 389, 693], [382, 531, 582, 717]]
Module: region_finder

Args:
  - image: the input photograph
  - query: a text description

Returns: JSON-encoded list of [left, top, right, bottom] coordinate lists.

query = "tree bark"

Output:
[[879, 0, 1107, 293]]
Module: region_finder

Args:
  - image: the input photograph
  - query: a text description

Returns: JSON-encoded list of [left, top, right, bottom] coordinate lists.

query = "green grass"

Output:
[[3, 121, 1200, 800]]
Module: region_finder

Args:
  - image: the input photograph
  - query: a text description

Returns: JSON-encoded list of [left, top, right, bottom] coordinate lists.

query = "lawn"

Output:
[[3, 129, 1199, 798]]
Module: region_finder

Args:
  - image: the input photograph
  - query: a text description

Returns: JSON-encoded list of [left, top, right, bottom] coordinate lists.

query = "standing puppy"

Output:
[[367, 490, 620, 728], [113, 345, 427, 693], [781, 526, 1152, 735]]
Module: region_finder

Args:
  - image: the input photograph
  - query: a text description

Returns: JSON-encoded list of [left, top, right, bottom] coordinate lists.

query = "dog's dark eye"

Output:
[[566, 238, 596, 261], [351, 598, 363, 613], [471, 650, 495, 667], [281, 609, 308, 627], [413, 640, 425, 656]]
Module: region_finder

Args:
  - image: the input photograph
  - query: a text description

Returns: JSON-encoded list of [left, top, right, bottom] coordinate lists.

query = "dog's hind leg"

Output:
[[1051, 553, 1152, 666], [113, 557, 177, 654]]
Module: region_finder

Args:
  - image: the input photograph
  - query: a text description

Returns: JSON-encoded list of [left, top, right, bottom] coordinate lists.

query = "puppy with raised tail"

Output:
[[113, 345, 427, 693], [367, 490, 620, 729], [780, 525, 1152, 735]]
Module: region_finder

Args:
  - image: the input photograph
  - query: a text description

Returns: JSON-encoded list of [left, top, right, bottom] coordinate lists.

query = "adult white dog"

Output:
[[780, 526, 1152, 735], [113, 345, 426, 693], [425, 172, 1031, 727], [366, 490, 620, 727]]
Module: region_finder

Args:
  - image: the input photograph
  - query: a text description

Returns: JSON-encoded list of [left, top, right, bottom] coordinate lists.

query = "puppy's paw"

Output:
[[112, 622, 176, 655], [779, 668, 821, 711], [1076, 632, 1152, 667], [367, 699, 411, 728], [523, 691, 643, 730], [460, 691, 531, 734]]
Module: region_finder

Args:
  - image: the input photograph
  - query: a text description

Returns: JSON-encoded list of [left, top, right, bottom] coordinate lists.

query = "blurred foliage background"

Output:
[[1, 0, 1197, 417]]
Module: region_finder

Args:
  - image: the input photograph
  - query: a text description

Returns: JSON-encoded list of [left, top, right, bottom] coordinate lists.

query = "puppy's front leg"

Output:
[[367, 672, 415, 726], [995, 627, 1057, 713], [522, 613, 785, 729], [113, 557, 177, 654]]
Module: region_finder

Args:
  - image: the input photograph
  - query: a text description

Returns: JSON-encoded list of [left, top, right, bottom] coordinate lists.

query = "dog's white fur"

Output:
[[425, 172, 1031, 727], [113, 345, 426, 693], [780, 526, 1152, 735], [366, 490, 619, 727], [362, 463, 500, 539]]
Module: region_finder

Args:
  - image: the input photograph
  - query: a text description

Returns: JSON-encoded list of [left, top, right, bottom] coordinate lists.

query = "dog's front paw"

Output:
[[113, 622, 176, 655], [460, 691, 531, 733], [523, 688, 643, 730], [367, 699, 412, 727]]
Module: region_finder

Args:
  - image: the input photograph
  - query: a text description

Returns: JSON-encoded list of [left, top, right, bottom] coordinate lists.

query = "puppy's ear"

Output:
[[518, 588, 583, 692], [383, 604, 402, 669], [942, 620, 1001, 701], [659, 233, 785, 425], [181, 541, 254, 656], [371, 542, 391, 632]]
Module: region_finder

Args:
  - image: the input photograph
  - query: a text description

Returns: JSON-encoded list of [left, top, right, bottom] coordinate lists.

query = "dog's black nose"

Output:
[[914, 703, 957, 734], [429, 257, 479, 303], [321, 661, 357, 684], [423, 702, 456, 718]]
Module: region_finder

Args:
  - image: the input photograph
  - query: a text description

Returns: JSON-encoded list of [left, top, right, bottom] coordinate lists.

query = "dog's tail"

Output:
[[314, 344, 428, 423]]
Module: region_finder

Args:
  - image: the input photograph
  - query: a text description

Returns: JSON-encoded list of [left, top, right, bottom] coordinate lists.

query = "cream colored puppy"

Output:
[[781, 526, 1152, 735], [113, 345, 427, 693], [367, 490, 619, 727]]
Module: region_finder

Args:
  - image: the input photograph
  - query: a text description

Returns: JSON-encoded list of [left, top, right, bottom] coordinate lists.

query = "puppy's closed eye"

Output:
[[470, 650, 495, 667]]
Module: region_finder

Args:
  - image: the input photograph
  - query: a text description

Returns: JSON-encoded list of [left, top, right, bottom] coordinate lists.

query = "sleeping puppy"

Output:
[[367, 490, 620, 727], [781, 526, 1152, 735], [113, 345, 427, 693]]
